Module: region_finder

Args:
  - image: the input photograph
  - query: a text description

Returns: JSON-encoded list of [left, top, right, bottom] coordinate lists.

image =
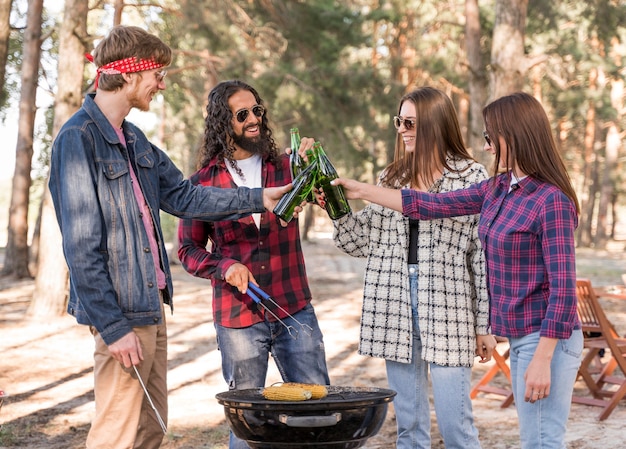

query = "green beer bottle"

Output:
[[289, 128, 306, 179], [273, 160, 318, 223], [304, 147, 318, 202], [314, 142, 351, 220]]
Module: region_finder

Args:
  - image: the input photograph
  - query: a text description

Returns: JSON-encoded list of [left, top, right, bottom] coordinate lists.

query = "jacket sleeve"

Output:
[[469, 225, 490, 335], [467, 164, 491, 335], [151, 144, 265, 221], [332, 205, 375, 258], [540, 190, 579, 338]]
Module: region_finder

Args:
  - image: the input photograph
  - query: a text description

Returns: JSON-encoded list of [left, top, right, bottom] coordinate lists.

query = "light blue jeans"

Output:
[[385, 265, 481, 449], [509, 328, 583, 449], [215, 303, 330, 449]]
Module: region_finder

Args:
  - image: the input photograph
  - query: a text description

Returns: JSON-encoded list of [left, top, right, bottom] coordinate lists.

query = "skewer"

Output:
[[132, 365, 167, 434]]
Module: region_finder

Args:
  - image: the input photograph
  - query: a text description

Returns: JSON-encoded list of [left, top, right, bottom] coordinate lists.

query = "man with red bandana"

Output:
[[178, 80, 330, 449], [48, 27, 290, 449]]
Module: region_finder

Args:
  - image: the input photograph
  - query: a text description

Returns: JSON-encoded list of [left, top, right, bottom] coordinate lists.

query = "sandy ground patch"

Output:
[[1, 237, 626, 448]]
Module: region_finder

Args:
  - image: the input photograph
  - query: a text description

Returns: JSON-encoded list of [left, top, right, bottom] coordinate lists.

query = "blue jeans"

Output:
[[215, 303, 330, 449], [509, 329, 582, 449], [385, 265, 481, 449]]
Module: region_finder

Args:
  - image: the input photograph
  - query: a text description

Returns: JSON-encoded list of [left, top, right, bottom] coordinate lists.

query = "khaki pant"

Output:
[[86, 304, 168, 449]]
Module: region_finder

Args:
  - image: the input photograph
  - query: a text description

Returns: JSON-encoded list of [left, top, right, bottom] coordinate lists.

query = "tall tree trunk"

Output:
[[28, 0, 89, 317], [464, 0, 491, 169], [0, 0, 13, 107], [1, 0, 42, 279], [490, 0, 528, 99], [594, 122, 619, 248], [578, 68, 599, 247], [113, 0, 123, 26]]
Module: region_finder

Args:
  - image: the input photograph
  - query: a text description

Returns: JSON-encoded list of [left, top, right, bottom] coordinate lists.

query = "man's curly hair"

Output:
[[198, 80, 279, 175]]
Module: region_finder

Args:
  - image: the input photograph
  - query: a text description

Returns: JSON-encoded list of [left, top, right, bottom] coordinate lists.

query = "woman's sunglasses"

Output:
[[483, 131, 492, 146], [393, 116, 416, 131], [235, 105, 266, 123]]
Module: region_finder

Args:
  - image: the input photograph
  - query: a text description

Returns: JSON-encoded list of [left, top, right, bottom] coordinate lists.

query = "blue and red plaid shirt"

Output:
[[177, 153, 312, 328], [402, 173, 580, 339]]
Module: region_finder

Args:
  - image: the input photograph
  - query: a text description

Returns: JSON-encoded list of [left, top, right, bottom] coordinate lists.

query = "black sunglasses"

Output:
[[235, 105, 265, 123], [393, 116, 416, 131], [483, 130, 492, 146]]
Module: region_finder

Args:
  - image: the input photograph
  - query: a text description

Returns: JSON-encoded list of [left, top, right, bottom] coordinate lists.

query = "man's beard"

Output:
[[127, 88, 151, 112], [232, 127, 269, 155]]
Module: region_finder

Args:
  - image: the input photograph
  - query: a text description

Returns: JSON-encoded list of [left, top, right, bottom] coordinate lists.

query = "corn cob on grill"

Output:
[[261, 382, 329, 401]]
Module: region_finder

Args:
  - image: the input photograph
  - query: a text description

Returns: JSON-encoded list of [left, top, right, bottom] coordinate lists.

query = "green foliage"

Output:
[[7, 0, 625, 246], [0, 6, 25, 115], [158, 0, 399, 180]]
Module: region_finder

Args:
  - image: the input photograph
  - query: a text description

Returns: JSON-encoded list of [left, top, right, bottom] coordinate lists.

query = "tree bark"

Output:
[[490, 0, 528, 99], [577, 68, 598, 246], [594, 122, 619, 248], [1, 0, 43, 279], [0, 0, 13, 107], [464, 0, 492, 169], [28, 0, 88, 317]]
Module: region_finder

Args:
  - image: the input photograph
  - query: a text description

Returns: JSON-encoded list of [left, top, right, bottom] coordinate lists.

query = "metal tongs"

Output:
[[247, 282, 313, 339], [133, 365, 167, 435]]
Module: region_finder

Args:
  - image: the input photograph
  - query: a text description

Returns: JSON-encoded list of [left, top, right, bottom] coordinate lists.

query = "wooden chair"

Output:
[[571, 279, 626, 420], [470, 336, 514, 408]]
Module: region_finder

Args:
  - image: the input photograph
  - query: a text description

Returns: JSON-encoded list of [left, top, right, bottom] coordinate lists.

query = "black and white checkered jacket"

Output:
[[332, 157, 490, 366]]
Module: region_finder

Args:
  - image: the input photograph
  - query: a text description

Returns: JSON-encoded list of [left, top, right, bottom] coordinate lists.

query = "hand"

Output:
[[108, 331, 143, 368], [331, 178, 403, 211], [330, 177, 367, 200], [298, 137, 315, 161], [263, 184, 292, 212], [524, 336, 556, 403], [313, 186, 326, 209], [475, 334, 497, 363], [524, 356, 551, 403], [284, 136, 315, 160], [223, 263, 256, 294]]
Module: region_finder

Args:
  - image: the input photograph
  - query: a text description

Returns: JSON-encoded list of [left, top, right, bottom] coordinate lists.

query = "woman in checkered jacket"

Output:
[[333, 87, 496, 449]]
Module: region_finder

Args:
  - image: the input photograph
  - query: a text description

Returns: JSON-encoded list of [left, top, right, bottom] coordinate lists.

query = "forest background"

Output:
[[1, 1, 626, 447], [1, 0, 626, 349]]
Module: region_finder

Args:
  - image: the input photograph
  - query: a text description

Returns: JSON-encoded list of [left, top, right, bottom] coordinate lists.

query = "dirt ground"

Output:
[[1, 234, 626, 449]]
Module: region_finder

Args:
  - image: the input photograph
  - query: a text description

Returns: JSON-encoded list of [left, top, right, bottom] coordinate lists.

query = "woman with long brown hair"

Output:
[[333, 87, 496, 449]]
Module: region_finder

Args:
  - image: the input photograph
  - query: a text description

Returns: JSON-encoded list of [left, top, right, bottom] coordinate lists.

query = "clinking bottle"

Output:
[[273, 160, 318, 223], [313, 142, 351, 220], [289, 128, 306, 180], [304, 146, 317, 203]]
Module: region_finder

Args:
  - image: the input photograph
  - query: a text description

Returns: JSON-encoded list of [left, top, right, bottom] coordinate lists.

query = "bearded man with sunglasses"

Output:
[[178, 80, 330, 449], [49, 28, 290, 449]]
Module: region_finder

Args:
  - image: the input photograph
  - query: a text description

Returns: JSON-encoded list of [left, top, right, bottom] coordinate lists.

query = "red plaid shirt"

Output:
[[177, 153, 312, 328]]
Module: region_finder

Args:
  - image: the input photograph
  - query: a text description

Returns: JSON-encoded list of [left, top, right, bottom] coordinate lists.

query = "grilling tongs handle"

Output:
[[247, 283, 313, 336], [247, 283, 299, 339]]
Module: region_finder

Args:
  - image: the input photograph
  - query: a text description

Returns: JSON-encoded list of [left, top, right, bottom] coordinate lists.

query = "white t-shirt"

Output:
[[227, 154, 262, 228]]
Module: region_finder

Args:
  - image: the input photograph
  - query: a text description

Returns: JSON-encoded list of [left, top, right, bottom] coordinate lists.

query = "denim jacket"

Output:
[[49, 93, 264, 345]]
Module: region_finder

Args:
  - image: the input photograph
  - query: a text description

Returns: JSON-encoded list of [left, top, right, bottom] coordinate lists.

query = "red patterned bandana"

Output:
[[85, 53, 165, 89]]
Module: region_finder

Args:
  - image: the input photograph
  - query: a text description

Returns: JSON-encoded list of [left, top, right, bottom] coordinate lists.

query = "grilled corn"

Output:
[[262, 385, 312, 401], [283, 382, 329, 399]]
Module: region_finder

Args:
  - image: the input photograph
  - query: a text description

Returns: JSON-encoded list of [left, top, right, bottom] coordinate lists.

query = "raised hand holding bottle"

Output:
[[314, 142, 351, 220], [273, 160, 318, 223]]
